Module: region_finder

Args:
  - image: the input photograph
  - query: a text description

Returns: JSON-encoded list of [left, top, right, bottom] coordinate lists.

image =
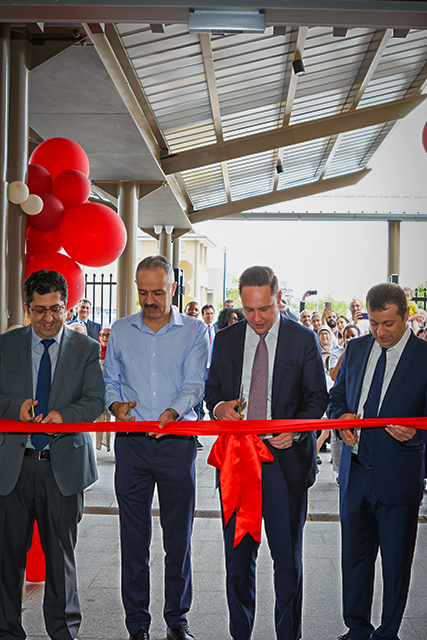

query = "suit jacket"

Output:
[[205, 315, 328, 493], [84, 319, 102, 340], [327, 332, 427, 504], [0, 325, 105, 497]]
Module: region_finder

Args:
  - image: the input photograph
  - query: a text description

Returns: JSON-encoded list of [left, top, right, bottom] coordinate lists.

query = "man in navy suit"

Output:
[[73, 298, 101, 340], [205, 265, 328, 640], [328, 282, 427, 640]]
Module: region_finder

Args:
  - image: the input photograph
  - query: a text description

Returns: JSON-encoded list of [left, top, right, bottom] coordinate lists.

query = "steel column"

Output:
[[7, 31, 28, 327], [158, 228, 172, 262], [0, 24, 10, 333], [387, 220, 400, 280], [117, 181, 138, 319]]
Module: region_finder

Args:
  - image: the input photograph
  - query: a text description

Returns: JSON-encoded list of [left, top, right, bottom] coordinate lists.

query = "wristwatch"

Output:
[[167, 408, 179, 420]]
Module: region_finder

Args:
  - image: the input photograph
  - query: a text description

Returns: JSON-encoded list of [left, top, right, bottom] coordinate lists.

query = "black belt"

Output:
[[351, 452, 372, 469], [116, 432, 194, 441], [25, 448, 50, 460]]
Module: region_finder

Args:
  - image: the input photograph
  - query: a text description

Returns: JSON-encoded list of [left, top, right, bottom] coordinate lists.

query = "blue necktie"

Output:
[[358, 347, 387, 468], [31, 338, 55, 451]]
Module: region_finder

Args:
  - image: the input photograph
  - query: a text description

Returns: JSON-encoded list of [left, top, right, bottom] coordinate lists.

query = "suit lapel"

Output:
[[352, 336, 375, 410], [19, 326, 34, 399], [49, 327, 73, 409], [272, 315, 289, 401], [229, 321, 246, 398]]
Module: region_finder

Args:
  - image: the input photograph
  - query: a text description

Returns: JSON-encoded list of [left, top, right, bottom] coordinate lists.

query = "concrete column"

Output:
[[7, 31, 29, 327], [0, 25, 10, 333], [159, 228, 172, 262], [117, 181, 138, 319], [387, 220, 400, 280], [172, 236, 180, 269]]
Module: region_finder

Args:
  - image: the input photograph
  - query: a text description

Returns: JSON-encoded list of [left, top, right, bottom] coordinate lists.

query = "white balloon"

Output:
[[8, 181, 29, 204], [20, 194, 44, 215]]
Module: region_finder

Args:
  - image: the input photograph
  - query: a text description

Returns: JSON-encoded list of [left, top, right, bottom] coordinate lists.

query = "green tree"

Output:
[[305, 294, 349, 318], [216, 277, 242, 309]]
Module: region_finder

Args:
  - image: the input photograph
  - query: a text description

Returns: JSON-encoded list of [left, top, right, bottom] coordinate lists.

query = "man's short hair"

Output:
[[366, 283, 408, 320], [238, 266, 279, 296], [185, 301, 199, 312], [77, 298, 91, 307], [201, 304, 214, 314], [24, 270, 68, 307], [135, 255, 174, 286], [343, 324, 360, 338]]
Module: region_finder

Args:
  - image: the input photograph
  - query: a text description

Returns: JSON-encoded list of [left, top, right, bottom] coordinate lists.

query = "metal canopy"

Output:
[[5, 2, 427, 225]]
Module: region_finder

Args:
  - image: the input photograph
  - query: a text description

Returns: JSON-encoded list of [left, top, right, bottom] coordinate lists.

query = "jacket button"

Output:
[[20, 442, 25, 447]]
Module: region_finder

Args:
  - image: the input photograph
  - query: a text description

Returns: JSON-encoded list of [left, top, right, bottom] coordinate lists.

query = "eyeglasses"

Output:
[[29, 304, 65, 317]]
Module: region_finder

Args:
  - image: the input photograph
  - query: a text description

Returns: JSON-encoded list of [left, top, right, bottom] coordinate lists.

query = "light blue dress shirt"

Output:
[[103, 307, 209, 422]]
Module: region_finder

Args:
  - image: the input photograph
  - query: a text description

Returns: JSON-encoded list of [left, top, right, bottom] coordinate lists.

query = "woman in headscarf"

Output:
[[317, 324, 334, 370]]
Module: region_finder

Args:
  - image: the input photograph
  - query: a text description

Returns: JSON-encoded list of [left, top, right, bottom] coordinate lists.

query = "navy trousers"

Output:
[[115, 434, 196, 634], [221, 445, 308, 640], [340, 459, 420, 640]]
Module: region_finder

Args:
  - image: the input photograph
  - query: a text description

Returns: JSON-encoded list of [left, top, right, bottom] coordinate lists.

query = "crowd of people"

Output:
[[1, 261, 427, 640]]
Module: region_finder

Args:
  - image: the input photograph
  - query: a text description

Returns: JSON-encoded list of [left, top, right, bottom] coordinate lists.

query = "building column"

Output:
[[159, 227, 172, 262], [0, 24, 10, 333], [387, 220, 400, 281], [117, 181, 138, 319], [7, 31, 29, 327], [172, 236, 180, 269]]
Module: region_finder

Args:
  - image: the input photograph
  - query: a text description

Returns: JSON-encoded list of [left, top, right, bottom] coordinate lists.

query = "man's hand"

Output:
[[110, 400, 136, 422], [149, 408, 178, 439], [385, 424, 416, 442], [20, 398, 42, 423], [268, 432, 296, 450], [338, 412, 360, 446], [214, 400, 242, 421]]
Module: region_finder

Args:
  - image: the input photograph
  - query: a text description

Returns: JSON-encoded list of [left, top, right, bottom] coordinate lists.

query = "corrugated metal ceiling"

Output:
[[116, 22, 427, 219]]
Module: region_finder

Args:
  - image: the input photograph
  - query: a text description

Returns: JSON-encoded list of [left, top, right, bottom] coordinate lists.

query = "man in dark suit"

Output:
[[328, 282, 427, 640], [0, 270, 105, 640], [205, 265, 328, 640], [74, 298, 101, 340]]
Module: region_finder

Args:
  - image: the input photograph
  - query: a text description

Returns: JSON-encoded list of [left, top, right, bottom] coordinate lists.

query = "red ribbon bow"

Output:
[[208, 434, 274, 547]]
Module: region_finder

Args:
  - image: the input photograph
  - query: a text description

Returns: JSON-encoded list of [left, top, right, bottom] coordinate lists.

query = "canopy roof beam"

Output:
[[162, 94, 425, 175]]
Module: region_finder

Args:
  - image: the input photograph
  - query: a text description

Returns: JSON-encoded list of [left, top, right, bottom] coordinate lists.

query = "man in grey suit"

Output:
[[0, 270, 105, 640]]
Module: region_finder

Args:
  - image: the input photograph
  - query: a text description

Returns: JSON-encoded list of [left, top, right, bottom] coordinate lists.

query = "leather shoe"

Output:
[[166, 623, 196, 640], [337, 635, 353, 640], [129, 631, 149, 640]]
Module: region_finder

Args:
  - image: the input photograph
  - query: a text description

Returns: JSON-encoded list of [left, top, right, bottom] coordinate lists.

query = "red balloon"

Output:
[[28, 227, 62, 254], [51, 170, 91, 210], [423, 122, 427, 153], [60, 202, 127, 267], [27, 193, 64, 232], [26, 521, 45, 583], [26, 240, 35, 263], [27, 164, 52, 195], [26, 252, 85, 309], [29, 138, 90, 181]]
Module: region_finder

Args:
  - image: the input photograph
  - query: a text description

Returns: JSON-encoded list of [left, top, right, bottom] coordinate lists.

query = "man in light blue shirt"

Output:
[[104, 256, 209, 640]]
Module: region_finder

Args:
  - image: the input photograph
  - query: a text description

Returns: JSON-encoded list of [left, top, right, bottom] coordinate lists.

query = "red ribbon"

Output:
[[2, 416, 427, 547], [207, 434, 274, 546]]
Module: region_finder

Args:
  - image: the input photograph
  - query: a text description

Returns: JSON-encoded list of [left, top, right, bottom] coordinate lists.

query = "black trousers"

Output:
[[0, 454, 83, 640]]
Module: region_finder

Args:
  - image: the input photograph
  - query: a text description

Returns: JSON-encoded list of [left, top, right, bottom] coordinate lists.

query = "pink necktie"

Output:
[[247, 333, 268, 420]]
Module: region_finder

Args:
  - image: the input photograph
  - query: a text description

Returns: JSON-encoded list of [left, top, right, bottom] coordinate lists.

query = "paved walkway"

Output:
[[23, 436, 427, 640]]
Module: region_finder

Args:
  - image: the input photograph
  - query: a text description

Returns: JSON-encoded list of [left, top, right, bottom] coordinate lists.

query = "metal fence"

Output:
[[84, 273, 117, 326], [413, 286, 427, 312]]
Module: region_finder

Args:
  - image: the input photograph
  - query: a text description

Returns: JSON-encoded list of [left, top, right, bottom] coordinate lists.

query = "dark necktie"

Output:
[[247, 333, 268, 420], [31, 338, 55, 451], [358, 347, 387, 468]]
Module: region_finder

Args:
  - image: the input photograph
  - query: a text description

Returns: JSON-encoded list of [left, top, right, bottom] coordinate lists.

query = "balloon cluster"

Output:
[[10, 138, 127, 309]]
